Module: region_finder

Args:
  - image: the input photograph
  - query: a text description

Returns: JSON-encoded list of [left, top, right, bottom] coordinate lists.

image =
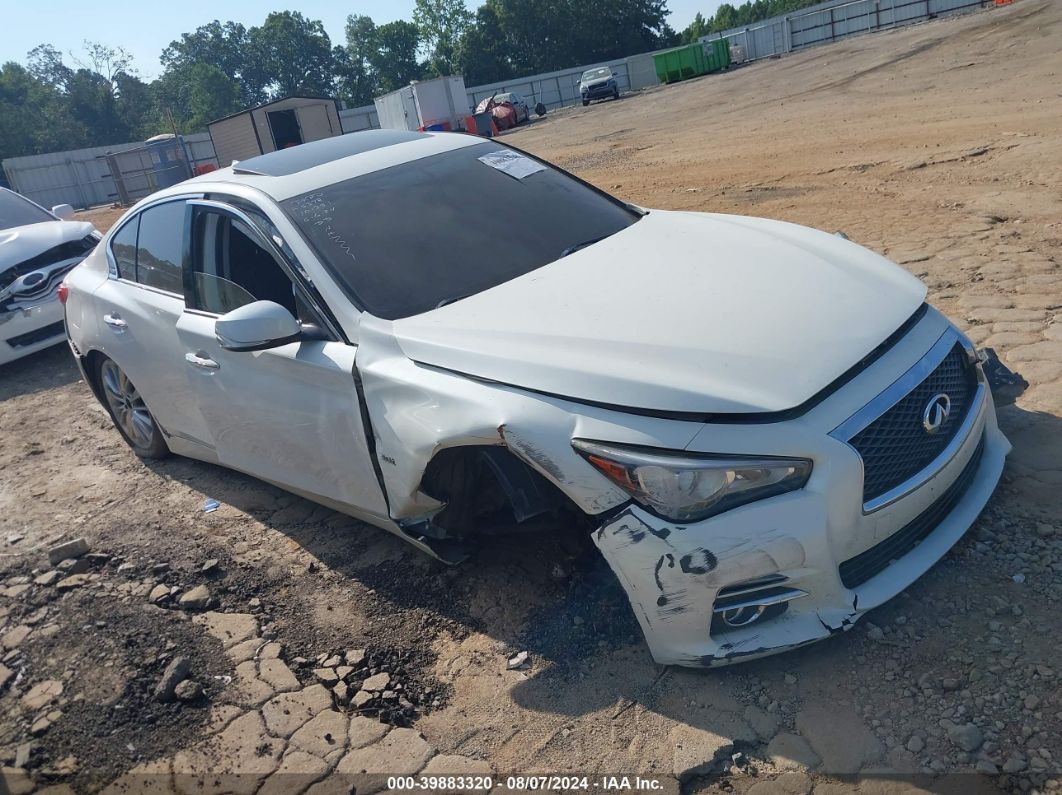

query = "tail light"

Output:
[[57, 283, 69, 305]]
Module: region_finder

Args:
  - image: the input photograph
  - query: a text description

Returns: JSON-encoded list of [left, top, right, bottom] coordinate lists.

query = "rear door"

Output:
[[174, 199, 389, 518], [93, 198, 213, 448]]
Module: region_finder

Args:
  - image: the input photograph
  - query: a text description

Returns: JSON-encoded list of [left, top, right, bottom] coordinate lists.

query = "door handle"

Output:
[[103, 313, 127, 330], [184, 352, 220, 370]]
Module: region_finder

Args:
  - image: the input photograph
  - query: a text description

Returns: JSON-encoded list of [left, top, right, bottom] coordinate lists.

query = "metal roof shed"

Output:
[[208, 96, 342, 167]]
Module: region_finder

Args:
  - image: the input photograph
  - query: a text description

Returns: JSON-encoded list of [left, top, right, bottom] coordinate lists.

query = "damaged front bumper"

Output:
[[591, 382, 1009, 667]]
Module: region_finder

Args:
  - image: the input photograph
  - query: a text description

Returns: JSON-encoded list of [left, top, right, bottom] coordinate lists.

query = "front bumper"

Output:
[[582, 83, 616, 99], [0, 297, 65, 366], [592, 330, 1010, 667]]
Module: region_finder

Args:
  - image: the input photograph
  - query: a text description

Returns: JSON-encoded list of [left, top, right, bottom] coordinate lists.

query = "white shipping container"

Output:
[[374, 76, 471, 132]]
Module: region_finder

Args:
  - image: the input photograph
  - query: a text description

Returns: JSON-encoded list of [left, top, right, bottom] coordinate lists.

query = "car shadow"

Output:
[[0, 343, 81, 401]]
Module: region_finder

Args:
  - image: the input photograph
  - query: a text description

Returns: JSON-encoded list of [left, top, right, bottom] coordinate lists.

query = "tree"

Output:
[[0, 62, 83, 160], [370, 21, 422, 94], [26, 44, 72, 90], [247, 11, 336, 99], [160, 21, 264, 106], [337, 14, 379, 106], [454, 3, 513, 85], [681, 12, 709, 43], [413, 0, 473, 76]]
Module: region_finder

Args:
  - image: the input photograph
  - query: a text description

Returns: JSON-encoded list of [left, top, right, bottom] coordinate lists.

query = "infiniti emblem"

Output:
[[922, 393, 952, 434]]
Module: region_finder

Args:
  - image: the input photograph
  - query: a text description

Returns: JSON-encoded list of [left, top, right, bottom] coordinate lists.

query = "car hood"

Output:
[[0, 221, 97, 271], [391, 210, 927, 415]]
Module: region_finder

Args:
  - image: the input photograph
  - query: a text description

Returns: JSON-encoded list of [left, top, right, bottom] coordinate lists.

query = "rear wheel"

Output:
[[97, 357, 170, 458]]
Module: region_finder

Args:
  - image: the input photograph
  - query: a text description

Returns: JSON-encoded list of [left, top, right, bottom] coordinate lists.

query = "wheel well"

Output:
[[82, 349, 108, 408], [419, 445, 587, 539]]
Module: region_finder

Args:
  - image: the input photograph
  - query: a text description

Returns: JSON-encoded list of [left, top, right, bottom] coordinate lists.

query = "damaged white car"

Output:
[[1, 188, 99, 366], [62, 131, 1010, 666]]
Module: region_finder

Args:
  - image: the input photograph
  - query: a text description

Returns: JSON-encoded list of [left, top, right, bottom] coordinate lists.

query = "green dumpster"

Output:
[[653, 44, 707, 84], [704, 38, 732, 73]]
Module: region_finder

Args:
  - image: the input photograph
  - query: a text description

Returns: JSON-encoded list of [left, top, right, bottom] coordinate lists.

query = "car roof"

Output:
[[182, 130, 485, 202]]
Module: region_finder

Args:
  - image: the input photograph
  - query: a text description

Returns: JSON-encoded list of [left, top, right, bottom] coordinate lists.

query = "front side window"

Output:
[[189, 209, 297, 318], [135, 202, 186, 294], [280, 142, 639, 320]]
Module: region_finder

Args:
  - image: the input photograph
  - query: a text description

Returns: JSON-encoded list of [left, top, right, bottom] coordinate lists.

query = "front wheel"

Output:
[[613, 89, 620, 100], [97, 357, 170, 459]]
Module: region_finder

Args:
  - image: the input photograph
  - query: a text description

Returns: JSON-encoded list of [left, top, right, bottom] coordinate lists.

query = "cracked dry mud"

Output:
[[2, 1, 1062, 793]]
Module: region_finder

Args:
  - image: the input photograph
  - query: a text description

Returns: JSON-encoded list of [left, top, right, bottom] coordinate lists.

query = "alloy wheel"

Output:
[[100, 360, 156, 449]]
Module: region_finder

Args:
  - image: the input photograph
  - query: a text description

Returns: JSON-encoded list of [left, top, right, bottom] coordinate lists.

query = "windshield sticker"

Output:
[[477, 151, 546, 180]]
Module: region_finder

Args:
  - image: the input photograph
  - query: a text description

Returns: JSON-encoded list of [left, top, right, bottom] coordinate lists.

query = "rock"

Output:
[[349, 715, 390, 749], [172, 710, 283, 794], [361, 672, 390, 692], [906, 735, 925, 753], [148, 584, 169, 604], [1002, 755, 1027, 774], [0, 664, 13, 690], [352, 690, 373, 708], [671, 719, 757, 781], [13, 743, 31, 769], [506, 651, 530, 670], [175, 679, 203, 702], [942, 678, 961, 691], [336, 727, 434, 793], [192, 612, 258, 649], [55, 573, 91, 590], [975, 759, 999, 776], [335, 665, 354, 680], [259, 659, 300, 692], [258, 751, 329, 795], [200, 559, 219, 573], [1, 766, 34, 795], [783, 673, 798, 685], [947, 722, 984, 752], [178, 585, 211, 611], [289, 709, 348, 760], [30, 709, 62, 736], [1, 625, 30, 650], [261, 685, 333, 738], [34, 571, 60, 586], [866, 624, 884, 641], [795, 703, 883, 774], [154, 656, 191, 703], [333, 682, 351, 705], [150, 563, 170, 576], [345, 649, 366, 666], [1024, 695, 1040, 710], [21, 679, 63, 711], [766, 733, 821, 771], [48, 537, 90, 565], [314, 668, 339, 686], [322, 655, 342, 668]]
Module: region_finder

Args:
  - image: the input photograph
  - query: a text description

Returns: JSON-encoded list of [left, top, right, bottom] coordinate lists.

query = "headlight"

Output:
[[572, 440, 811, 523]]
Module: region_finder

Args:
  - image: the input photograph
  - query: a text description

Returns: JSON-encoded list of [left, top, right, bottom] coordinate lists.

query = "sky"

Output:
[[0, 0, 720, 80]]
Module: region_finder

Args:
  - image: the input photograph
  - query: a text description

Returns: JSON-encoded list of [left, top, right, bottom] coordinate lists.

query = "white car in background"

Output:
[[1, 188, 99, 366], [62, 131, 1009, 667]]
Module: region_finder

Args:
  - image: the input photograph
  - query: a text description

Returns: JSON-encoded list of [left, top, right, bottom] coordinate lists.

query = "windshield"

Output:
[[0, 190, 53, 231], [581, 68, 612, 82], [281, 141, 639, 320]]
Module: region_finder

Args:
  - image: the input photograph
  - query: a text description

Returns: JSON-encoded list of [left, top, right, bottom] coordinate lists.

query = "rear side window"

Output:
[[134, 202, 186, 295], [110, 218, 138, 280]]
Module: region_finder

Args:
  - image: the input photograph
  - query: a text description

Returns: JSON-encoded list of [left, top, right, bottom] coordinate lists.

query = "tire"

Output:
[[535, 102, 547, 116], [613, 89, 620, 100], [97, 357, 170, 459], [582, 99, 590, 107]]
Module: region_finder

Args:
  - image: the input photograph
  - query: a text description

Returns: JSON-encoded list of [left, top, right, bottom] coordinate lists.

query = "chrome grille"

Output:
[[850, 344, 976, 504]]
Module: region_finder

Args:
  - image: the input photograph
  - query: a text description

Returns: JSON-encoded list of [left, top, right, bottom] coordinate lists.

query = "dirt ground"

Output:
[[2, 1, 1061, 793]]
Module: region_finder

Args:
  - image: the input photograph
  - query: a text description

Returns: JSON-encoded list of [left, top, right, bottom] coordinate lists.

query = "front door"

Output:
[[174, 200, 389, 519]]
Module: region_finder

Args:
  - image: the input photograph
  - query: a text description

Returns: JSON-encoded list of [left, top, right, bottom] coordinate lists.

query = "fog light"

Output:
[[720, 604, 767, 627], [711, 577, 808, 635]]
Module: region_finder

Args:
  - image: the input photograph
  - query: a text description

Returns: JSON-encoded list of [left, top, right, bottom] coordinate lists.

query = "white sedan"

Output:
[[1, 188, 99, 366], [62, 131, 1009, 667]]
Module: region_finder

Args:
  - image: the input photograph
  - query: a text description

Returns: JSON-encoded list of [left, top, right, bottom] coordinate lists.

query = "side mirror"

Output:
[[215, 300, 301, 352], [52, 204, 75, 220]]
